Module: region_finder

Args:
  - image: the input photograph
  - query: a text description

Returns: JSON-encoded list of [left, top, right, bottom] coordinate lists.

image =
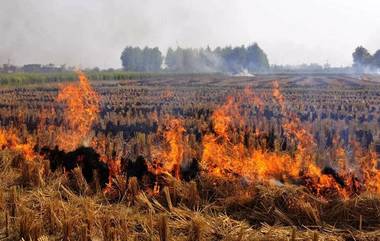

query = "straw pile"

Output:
[[0, 150, 380, 240]]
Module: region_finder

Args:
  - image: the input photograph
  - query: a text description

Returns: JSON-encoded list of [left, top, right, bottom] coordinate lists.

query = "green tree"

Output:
[[121, 46, 162, 72], [352, 46, 372, 71], [371, 50, 380, 68], [165, 48, 176, 70], [142, 47, 162, 72], [246, 43, 269, 72]]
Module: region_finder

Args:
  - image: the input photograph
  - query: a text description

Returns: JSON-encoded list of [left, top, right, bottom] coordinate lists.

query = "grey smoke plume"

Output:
[[1, 0, 379, 68]]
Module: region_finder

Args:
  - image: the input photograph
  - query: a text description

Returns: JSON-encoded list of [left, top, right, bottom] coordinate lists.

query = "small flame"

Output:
[[161, 87, 175, 100], [0, 128, 36, 160]]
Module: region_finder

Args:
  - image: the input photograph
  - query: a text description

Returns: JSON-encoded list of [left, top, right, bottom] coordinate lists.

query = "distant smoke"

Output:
[[355, 65, 380, 74], [1, 0, 379, 68]]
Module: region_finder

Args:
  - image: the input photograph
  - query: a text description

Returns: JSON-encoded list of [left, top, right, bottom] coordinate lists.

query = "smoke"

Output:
[[1, 0, 379, 68], [355, 65, 380, 75], [194, 50, 224, 73]]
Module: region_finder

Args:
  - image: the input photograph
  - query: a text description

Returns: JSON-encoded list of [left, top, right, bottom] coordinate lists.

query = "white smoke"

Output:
[[1, 0, 379, 68]]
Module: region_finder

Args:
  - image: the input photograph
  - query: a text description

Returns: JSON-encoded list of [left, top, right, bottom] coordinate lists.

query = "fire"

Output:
[[275, 86, 315, 176], [161, 87, 175, 100], [360, 151, 380, 193], [151, 117, 186, 178], [55, 71, 100, 151], [201, 90, 294, 182], [1, 71, 379, 200], [0, 128, 36, 160], [211, 96, 237, 139], [272, 81, 354, 198], [272, 81, 285, 111], [0, 129, 7, 148], [243, 85, 264, 111], [202, 101, 295, 183], [200, 81, 380, 199]]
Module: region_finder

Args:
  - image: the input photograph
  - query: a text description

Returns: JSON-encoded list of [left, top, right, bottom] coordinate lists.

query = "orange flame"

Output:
[[1, 73, 379, 200], [272, 81, 350, 197], [201, 88, 294, 182], [272, 81, 285, 112], [151, 118, 186, 178], [0, 128, 36, 160], [161, 87, 175, 100], [361, 151, 380, 193], [0, 129, 7, 148], [200, 82, 379, 199], [55, 71, 100, 151]]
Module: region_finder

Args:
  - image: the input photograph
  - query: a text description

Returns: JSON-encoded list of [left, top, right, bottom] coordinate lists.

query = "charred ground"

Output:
[[1, 73, 380, 240]]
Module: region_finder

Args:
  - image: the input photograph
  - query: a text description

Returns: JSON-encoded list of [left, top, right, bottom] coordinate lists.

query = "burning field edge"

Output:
[[0, 157, 379, 241], [0, 72, 380, 240]]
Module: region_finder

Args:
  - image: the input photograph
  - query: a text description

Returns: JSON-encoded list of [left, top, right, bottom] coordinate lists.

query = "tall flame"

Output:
[[151, 118, 186, 178], [361, 150, 380, 193], [273, 82, 313, 177], [55, 71, 100, 151], [272, 81, 350, 197]]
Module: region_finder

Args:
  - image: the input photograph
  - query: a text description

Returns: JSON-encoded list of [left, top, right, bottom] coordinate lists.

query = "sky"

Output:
[[0, 0, 379, 68]]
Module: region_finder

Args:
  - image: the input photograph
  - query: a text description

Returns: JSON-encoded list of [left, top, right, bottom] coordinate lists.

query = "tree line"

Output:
[[352, 46, 380, 72], [120, 47, 163, 72], [120, 44, 270, 74]]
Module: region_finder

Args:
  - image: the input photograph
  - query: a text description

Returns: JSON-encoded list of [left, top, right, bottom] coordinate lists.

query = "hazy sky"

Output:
[[1, 0, 379, 68]]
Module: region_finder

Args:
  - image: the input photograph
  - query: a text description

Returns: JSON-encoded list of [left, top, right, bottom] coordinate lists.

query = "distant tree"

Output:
[[121, 46, 162, 72], [123, 44, 270, 73], [220, 46, 246, 73], [352, 46, 372, 71], [199, 47, 222, 72], [121, 47, 141, 71], [182, 48, 196, 72], [371, 50, 380, 68], [142, 47, 162, 72], [246, 43, 269, 72], [165, 47, 186, 72], [165, 48, 176, 70]]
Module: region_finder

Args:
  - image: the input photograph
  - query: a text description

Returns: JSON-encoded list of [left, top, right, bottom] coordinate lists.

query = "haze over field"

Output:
[[0, 0, 379, 68]]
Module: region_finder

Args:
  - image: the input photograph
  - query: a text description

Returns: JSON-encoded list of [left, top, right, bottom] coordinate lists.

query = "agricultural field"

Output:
[[1, 72, 380, 240]]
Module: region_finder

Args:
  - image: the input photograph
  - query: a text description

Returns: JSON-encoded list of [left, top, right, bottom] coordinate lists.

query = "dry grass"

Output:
[[0, 150, 380, 241]]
